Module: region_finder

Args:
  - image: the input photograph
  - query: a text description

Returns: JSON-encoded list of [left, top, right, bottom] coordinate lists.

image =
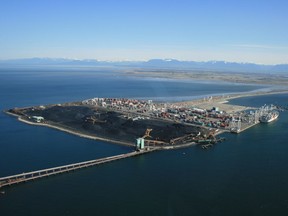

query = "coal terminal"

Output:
[[7, 101, 215, 149]]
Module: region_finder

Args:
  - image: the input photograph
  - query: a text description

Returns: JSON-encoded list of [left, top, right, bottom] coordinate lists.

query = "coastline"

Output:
[[124, 69, 288, 86], [222, 89, 288, 101], [5, 111, 201, 150], [4, 111, 135, 147], [177, 89, 288, 109]]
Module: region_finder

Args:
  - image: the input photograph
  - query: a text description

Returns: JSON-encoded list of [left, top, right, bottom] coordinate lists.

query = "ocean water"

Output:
[[0, 69, 288, 216]]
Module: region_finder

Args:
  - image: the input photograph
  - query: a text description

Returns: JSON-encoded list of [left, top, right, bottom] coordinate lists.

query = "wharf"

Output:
[[229, 121, 260, 134], [240, 121, 260, 133]]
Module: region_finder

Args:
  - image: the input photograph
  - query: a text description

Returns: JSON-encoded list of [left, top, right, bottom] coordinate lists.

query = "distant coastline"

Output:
[[123, 69, 288, 87], [1, 58, 288, 86]]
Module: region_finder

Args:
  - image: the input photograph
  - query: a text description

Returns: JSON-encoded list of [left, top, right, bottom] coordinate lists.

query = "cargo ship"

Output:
[[259, 111, 279, 123]]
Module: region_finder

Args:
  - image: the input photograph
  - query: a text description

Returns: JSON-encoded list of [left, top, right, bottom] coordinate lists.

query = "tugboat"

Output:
[[259, 111, 279, 123]]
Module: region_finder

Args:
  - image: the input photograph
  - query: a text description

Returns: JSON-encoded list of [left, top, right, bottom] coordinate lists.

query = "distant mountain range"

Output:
[[0, 58, 287, 73]]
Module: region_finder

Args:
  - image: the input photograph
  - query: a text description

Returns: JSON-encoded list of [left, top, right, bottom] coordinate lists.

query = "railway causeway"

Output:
[[0, 150, 154, 189]]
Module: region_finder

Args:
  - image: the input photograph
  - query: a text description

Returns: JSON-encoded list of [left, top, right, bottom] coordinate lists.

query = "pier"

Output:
[[0, 150, 154, 189]]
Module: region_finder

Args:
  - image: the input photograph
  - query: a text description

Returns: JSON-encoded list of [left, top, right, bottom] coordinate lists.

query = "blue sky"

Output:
[[0, 0, 287, 64]]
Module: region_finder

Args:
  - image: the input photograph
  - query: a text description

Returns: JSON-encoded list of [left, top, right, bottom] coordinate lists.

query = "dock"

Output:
[[0, 150, 154, 189]]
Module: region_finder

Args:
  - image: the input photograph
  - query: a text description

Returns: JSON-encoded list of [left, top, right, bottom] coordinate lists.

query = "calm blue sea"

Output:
[[0, 69, 288, 216]]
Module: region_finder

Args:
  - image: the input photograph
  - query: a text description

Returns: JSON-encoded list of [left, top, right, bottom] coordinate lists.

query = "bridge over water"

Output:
[[0, 150, 154, 189]]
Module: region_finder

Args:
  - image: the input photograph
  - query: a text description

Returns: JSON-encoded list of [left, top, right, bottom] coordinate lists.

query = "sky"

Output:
[[0, 0, 287, 64]]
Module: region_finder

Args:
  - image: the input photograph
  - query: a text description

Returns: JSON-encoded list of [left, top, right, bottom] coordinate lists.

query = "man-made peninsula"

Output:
[[2, 91, 286, 189], [6, 91, 283, 150]]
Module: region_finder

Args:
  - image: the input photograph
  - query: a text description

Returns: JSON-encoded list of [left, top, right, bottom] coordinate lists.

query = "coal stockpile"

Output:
[[12, 104, 208, 145]]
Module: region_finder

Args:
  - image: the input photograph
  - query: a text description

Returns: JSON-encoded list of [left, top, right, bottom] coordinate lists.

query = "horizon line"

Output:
[[0, 57, 287, 66]]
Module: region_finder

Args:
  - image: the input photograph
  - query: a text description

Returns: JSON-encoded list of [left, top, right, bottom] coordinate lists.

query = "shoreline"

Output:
[[6, 111, 201, 150], [5, 111, 135, 147], [19, 118, 135, 147], [222, 89, 288, 101], [124, 70, 288, 86], [177, 89, 288, 108]]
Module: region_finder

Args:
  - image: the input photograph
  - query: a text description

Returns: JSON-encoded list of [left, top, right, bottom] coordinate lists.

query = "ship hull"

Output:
[[259, 111, 279, 123]]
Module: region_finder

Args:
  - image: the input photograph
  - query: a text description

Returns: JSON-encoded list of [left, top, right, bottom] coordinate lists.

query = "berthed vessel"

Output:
[[259, 111, 279, 123]]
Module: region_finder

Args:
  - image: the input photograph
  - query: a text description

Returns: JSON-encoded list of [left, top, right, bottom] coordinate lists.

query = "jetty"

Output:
[[0, 150, 154, 189]]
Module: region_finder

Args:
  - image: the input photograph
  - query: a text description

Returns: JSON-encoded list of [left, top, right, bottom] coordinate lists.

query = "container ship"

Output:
[[259, 111, 279, 123]]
